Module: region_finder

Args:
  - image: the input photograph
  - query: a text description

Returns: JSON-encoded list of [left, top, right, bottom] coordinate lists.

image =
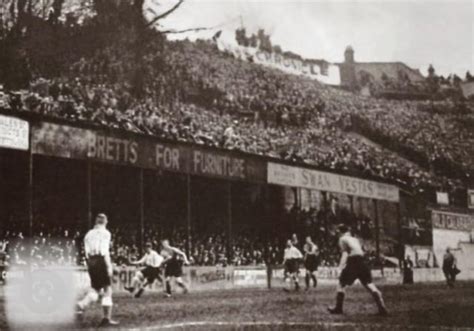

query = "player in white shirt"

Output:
[[76, 214, 119, 326], [125, 242, 164, 298], [283, 239, 303, 292], [328, 225, 388, 316]]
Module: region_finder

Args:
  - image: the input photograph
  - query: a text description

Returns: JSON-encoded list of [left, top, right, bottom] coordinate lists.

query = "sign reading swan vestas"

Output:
[[267, 162, 399, 202], [0, 115, 29, 151], [31, 122, 266, 182]]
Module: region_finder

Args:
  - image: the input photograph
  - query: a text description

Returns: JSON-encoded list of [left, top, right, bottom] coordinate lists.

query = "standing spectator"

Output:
[[222, 121, 238, 148], [402, 255, 414, 284], [442, 248, 459, 287]]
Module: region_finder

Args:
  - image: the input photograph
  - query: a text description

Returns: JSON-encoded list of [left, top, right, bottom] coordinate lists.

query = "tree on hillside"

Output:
[[0, 0, 186, 93], [452, 74, 462, 88], [426, 64, 439, 98], [235, 28, 247, 46], [427, 64, 435, 78], [257, 29, 272, 53], [0, 0, 72, 88], [145, 0, 184, 29], [273, 45, 282, 54], [249, 33, 257, 48], [466, 71, 473, 82]]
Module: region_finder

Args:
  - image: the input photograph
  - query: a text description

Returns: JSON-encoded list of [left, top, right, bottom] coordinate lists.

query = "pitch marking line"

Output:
[[127, 321, 474, 331]]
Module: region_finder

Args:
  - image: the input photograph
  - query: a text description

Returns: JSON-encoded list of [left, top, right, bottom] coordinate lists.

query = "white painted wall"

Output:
[[432, 228, 471, 266]]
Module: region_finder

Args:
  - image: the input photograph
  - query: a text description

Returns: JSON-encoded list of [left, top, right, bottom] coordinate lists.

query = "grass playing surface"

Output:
[[1, 281, 474, 330]]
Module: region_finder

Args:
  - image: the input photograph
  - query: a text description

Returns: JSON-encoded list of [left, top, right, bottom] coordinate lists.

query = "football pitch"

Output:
[[1, 282, 474, 330]]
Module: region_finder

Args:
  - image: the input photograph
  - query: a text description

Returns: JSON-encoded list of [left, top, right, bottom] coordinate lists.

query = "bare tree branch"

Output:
[[146, 0, 184, 28], [161, 26, 212, 34]]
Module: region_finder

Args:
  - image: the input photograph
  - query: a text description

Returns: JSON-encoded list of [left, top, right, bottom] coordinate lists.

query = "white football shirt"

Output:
[[84, 225, 111, 257], [284, 246, 303, 260], [136, 250, 164, 268], [339, 233, 364, 257]]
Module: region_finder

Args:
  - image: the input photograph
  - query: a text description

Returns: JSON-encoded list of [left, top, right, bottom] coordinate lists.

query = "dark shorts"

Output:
[[0, 266, 6, 284], [403, 268, 414, 284], [285, 259, 300, 274], [443, 266, 458, 278], [305, 255, 319, 272], [339, 255, 372, 286], [443, 263, 454, 273], [87, 256, 111, 291], [141, 266, 161, 283], [442, 266, 451, 275], [165, 259, 183, 278]]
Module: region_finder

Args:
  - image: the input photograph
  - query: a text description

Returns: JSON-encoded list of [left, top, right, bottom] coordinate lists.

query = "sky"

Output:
[[151, 0, 473, 77]]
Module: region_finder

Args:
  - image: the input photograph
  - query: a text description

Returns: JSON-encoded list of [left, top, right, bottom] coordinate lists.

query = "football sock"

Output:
[[294, 277, 300, 291], [103, 306, 110, 320], [372, 291, 387, 313], [166, 281, 171, 295], [78, 290, 98, 309], [335, 292, 344, 312], [312, 275, 317, 288]]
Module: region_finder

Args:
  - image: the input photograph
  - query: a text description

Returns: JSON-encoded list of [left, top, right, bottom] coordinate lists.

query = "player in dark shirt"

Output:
[[328, 225, 388, 316], [303, 236, 319, 290], [161, 239, 190, 297]]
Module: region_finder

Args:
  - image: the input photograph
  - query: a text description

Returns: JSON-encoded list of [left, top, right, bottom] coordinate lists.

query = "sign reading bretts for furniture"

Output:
[[0, 115, 29, 151], [31, 121, 266, 183]]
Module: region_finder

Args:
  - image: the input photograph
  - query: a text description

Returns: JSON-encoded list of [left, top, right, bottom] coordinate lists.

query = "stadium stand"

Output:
[[1, 26, 473, 268]]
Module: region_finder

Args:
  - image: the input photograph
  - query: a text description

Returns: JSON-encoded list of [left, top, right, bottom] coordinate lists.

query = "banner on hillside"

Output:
[[217, 40, 341, 85], [267, 162, 399, 202], [0, 114, 29, 151]]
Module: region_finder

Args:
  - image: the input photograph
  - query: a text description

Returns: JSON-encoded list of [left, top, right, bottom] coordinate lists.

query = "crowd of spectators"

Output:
[[0, 224, 286, 268], [0, 226, 340, 269], [0, 226, 81, 267], [1, 39, 471, 205], [0, 201, 385, 269], [351, 99, 473, 180], [1, 37, 473, 270]]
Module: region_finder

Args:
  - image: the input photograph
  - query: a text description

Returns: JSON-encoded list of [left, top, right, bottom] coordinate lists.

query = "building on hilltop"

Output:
[[338, 46, 425, 96]]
